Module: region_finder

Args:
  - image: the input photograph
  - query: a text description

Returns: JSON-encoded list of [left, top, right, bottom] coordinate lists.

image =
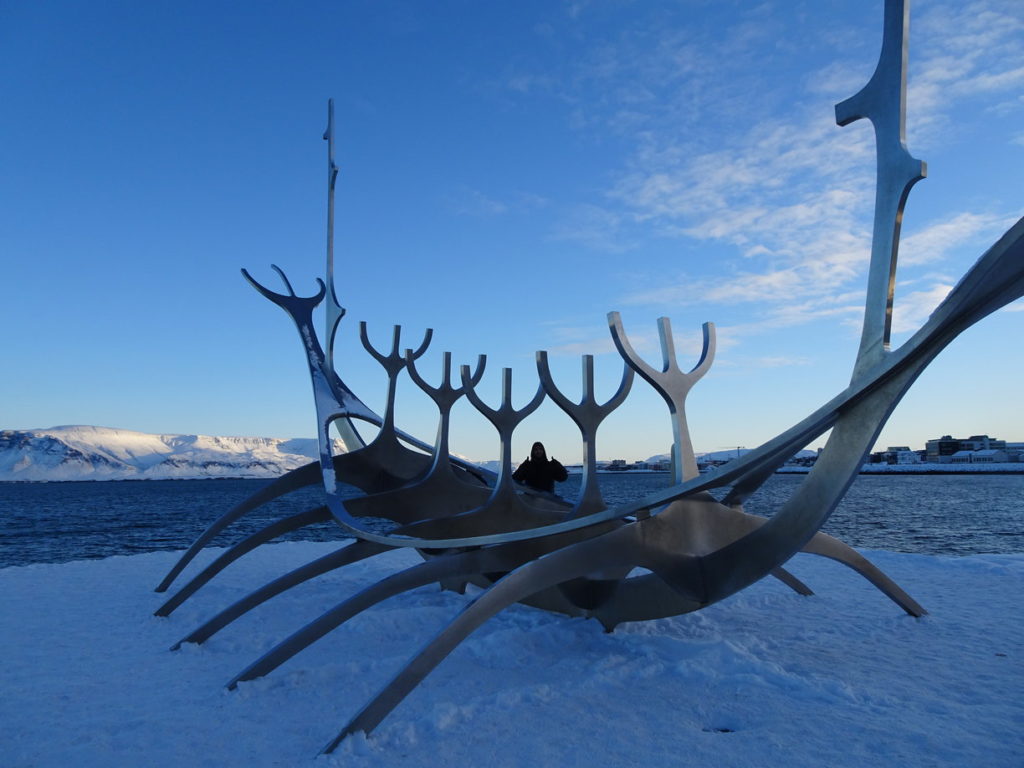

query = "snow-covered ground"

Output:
[[1, 543, 1020, 767]]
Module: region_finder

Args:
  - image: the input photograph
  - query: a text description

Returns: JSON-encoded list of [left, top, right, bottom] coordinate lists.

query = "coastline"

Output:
[[776, 463, 1024, 475], [6, 464, 1024, 482], [575, 463, 1024, 476]]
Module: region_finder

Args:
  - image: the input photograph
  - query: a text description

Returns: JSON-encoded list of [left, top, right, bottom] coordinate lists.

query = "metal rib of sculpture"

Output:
[[155, 0, 1024, 755]]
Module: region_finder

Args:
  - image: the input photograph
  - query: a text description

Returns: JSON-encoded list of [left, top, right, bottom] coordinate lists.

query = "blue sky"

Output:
[[2, 0, 1022, 463]]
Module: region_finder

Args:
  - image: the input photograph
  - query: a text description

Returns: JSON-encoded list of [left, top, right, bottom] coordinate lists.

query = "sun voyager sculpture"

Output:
[[154, 0, 1023, 755]]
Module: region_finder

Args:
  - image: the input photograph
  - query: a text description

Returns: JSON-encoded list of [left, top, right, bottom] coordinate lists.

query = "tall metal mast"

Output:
[[323, 98, 365, 451]]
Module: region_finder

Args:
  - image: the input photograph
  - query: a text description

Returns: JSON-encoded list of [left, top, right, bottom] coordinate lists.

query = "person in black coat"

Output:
[[512, 441, 568, 493]]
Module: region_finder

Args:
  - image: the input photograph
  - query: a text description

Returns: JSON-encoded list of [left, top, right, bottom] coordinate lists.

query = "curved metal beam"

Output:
[[321, 530, 659, 751], [801, 531, 925, 616], [172, 538, 391, 649], [155, 460, 324, 592], [227, 550, 494, 689], [155, 506, 331, 617], [225, 519, 621, 686]]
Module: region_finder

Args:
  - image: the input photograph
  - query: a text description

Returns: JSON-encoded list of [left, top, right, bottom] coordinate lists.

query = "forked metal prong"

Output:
[[240, 267, 326, 309], [270, 263, 296, 296]]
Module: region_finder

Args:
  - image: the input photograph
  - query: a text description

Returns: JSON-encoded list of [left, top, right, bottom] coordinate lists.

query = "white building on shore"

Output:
[[950, 449, 1011, 464]]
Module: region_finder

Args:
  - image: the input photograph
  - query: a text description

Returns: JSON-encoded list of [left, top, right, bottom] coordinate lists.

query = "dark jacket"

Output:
[[512, 456, 568, 493]]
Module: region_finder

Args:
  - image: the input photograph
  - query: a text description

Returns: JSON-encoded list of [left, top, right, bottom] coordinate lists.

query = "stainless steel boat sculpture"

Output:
[[156, 0, 1024, 754]]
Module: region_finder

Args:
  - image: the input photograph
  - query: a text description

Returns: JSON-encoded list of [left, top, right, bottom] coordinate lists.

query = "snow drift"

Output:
[[1, 544, 1020, 766]]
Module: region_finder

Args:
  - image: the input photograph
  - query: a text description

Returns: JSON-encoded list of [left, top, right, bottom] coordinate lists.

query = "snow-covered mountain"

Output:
[[0, 427, 822, 483], [0, 426, 346, 482]]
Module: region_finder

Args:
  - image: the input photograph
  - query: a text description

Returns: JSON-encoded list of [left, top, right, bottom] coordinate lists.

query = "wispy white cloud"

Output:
[[748, 355, 813, 368], [567, 1, 1023, 343], [444, 187, 549, 217], [495, 1, 1020, 353], [805, 61, 872, 100], [549, 204, 636, 252], [541, 317, 727, 360], [535, 321, 620, 358], [898, 212, 1016, 266], [987, 93, 1024, 118], [891, 283, 954, 334], [907, 1, 1024, 143], [543, 337, 617, 357], [506, 73, 556, 95], [445, 186, 509, 216], [713, 353, 814, 370]]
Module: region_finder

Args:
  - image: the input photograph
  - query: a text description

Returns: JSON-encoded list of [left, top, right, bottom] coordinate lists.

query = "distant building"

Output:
[[949, 450, 973, 464], [892, 450, 921, 464], [972, 449, 1009, 463], [950, 449, 1009, 464], [925, 434, 1006, 463], [786, 454, 818, 467], [926, 435, 963, 462], [868, 446, 921, 465], [961, 435, 1006, 451]]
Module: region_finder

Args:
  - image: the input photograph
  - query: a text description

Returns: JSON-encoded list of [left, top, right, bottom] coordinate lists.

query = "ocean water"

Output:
[[1, 473, 1021, 568]]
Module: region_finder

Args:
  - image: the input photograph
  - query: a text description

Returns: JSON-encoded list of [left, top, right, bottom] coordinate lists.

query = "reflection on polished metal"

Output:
[[323, 98, 365, 454], [156, 0, 1024, 756], [835, 1, 926, 376]]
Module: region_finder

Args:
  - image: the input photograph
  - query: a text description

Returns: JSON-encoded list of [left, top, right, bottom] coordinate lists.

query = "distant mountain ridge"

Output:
[[0, 427, 816, 483], [0, 426, 345, 482]]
